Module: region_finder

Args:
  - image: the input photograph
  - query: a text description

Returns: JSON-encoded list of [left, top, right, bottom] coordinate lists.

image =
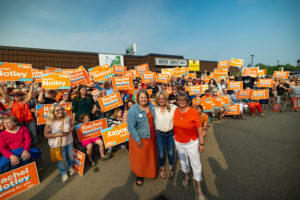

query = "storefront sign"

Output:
[[155, 58, 187, 66]]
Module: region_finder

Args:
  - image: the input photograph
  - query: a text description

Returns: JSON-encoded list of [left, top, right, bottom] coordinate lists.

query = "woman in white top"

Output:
[[44, 103, 75, 182], [154, 91, 177, 179]]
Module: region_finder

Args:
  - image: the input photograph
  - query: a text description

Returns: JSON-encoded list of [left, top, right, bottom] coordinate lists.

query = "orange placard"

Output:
[[188, 85, 201, 96], [227, 81, 243, 90], [173, 68, 187, 77], [42, 73, 71, 90], [251, 89, 269, 100], [225, 104, 241, 115], [101, 123, 129, 148], [203, 76, 211, 83], [164, 87, 172, 96], [0, 162, 40, 200], [222, 95, 230, 105], [112, 76, 133, 91], [271, 103, 281, 112], [62, 69, 75, 74], [70, 66, 91, 87], [36, 103, 72, 125], [113, 65, 126, 75], [201, 100, 213, 112], [135, 64, 149, 75], [156, 73, 170, 84], [236, 89, 252, 99], [32, 69, 45, 82], [258, 69, 266, 77], [75, 118, 108, 142], [200, 85, 209, 94], [257, 79, 274, 88], [73, 148, 86, 176], [129, 69, 138, 78], [185, 73, 196, 79], [273, 71, 289, 79], [292, 97, 300, 109], [0, 62, 33, 81], [213, 68, 228, 78], [142, 72, 156, 83], [217, 60, 230, 69], [91, 88, 100, 96], [45, 67, 62, 73], [242, 67, 259, 77], [89, 64, 114, 82], [230, 58, 244, 67], [124, 70, 133, 78], [192, 97, 202, 105], [98, 92, 124, 112]]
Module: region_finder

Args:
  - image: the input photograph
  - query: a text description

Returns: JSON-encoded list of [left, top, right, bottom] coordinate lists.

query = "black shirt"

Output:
[[146, 85, 159, 96], [242, 77, 255, 89], [276, 83, 290, 96]]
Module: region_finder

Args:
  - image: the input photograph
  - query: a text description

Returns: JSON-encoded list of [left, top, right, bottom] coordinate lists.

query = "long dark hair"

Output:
[[208, 79, 217, 86], [76, 84, 90, 101]]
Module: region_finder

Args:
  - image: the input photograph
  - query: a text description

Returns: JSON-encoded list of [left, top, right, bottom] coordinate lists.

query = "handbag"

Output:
[[49, 118, 65, 162]]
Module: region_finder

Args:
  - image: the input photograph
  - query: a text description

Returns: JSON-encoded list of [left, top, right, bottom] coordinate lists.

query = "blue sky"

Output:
[[0, 0, 299, 66]]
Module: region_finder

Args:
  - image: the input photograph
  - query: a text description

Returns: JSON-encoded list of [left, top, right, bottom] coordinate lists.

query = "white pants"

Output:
[[175, 139, 202, 181]]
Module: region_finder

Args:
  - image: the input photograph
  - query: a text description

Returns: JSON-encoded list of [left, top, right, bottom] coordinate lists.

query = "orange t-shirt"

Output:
[[192, 97, 202, 105], [173, 107, 202, 143]]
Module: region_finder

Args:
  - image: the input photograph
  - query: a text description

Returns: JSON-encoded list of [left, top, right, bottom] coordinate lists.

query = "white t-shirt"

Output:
[[154, 104, 177, 132], [48, 116, 73, 148]]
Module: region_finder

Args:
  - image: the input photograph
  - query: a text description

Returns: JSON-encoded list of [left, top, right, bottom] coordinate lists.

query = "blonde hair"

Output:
[[46, 103, 67, 125], [155, 90, 170, 111]]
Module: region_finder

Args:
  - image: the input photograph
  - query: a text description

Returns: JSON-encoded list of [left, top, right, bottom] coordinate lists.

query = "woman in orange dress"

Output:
[[127, 90, 157, 186]]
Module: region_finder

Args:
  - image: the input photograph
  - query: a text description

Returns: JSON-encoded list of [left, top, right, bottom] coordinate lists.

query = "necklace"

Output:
[[178, 107, 188, 120]]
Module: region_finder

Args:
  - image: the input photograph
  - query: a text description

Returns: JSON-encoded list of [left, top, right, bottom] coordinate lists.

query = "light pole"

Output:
[[251, 55, 254, 67]]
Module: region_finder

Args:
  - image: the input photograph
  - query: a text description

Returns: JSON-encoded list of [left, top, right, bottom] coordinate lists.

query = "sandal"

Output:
[[136, 177, 144, 187], [182, 177, 189, 187], [197, 189, 206, 200], [168, 168, 174, 178], [159, 168, 166, 179]]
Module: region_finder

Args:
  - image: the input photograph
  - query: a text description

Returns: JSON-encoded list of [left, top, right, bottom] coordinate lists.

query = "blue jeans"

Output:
[[57, 143, 74, 175], [156, 130, 175, 167]]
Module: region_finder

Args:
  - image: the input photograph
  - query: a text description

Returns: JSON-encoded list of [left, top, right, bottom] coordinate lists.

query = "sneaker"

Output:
[[101, 153, 111, 161], [62, 174, 69, 182], [182, 178, 189, 187], [260, 113, 267, 118], [69, 168, 76, 175], [90, 161, 96, 166]]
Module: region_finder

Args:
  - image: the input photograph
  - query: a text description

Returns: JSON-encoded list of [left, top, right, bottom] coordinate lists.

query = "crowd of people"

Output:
[[0, 72, 299, 200]]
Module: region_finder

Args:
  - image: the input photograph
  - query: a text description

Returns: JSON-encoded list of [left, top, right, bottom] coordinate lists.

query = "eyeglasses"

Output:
[[54, 109, 64, 112], [3, 121, 13, 125], [63, 94, 70, 96]]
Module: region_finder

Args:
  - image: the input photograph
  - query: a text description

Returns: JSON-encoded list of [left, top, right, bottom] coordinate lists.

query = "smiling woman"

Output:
[[127, 90, 157, 186]]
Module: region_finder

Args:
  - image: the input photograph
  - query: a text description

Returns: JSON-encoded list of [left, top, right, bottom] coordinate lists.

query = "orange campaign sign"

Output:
[[217, 60, 230, 69], [222, 95, 230, 105], [188, 85, 201, 96], [236, 89, 252, 99], [213, 68, 228, 78], [70, 66, 91, 87], [73, 148, 85, 176], [98, 92, 124, 112], [257, 79, 274, 88], [258, 69, 266, 77], [273, 71, 289, 79], [201, 100, 213, 112], [164, 87, 172, 96], [135, 64, 149, 75], [42, 72, 71, 90], [156, 73, 170, 84], [292, 97, 300, 109], [142, 72, 156, 83], [0, 62, 33, 81], [203, 76, 211, 83], [173, 68, 187, 77], [36, 103, 72, 125], [200, 85, 209, 94], [102, 123, 130, 149], [75, 118, 108, 142], [89, 64, 114, 82], [112, 76, 133, 91], [124, 70, 133, 77], [113, 65, 126, 75], [242, 67, 259, 77], [46, 67, 62, 74], [230, 58, 244, 67], [185, 73, 196, 79], [251, 89, 269, 100], [225, 104, 241, 115], [0, 162, 40, 200], [32, 69, 45, 82], [192, 97, 202, 105], [271, 103, 281, 112], [62, 69, 75, 74], [227, 81, 243, 90], [129, 69, 138, 78]]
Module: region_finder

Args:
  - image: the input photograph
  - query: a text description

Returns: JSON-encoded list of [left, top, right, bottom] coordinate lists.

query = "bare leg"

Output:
[[95, 139, 105, 158], [86, 144, 93, 162]]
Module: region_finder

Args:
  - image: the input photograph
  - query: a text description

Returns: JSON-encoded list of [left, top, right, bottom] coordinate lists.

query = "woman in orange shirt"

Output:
[[173, 91, 205, 200]]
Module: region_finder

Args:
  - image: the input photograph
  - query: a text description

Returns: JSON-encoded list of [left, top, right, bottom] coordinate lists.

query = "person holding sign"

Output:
[[173, 91, 205, 200], [291, 78, 300, 111], [0, 116, 41, 173], [44, 104, 75, 182], [72, 84, 96, 123], [78, 114, 110, 166], [127, 90, 157, 186], [154, 91, 177, 179], [276, 79, 290, 112]]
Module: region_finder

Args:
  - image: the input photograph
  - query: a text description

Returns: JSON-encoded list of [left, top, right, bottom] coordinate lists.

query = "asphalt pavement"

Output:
[[11, 108, 300, 200]]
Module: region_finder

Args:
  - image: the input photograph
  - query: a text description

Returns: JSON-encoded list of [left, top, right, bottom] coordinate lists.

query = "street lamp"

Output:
[[251, 55, 254, 67]]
